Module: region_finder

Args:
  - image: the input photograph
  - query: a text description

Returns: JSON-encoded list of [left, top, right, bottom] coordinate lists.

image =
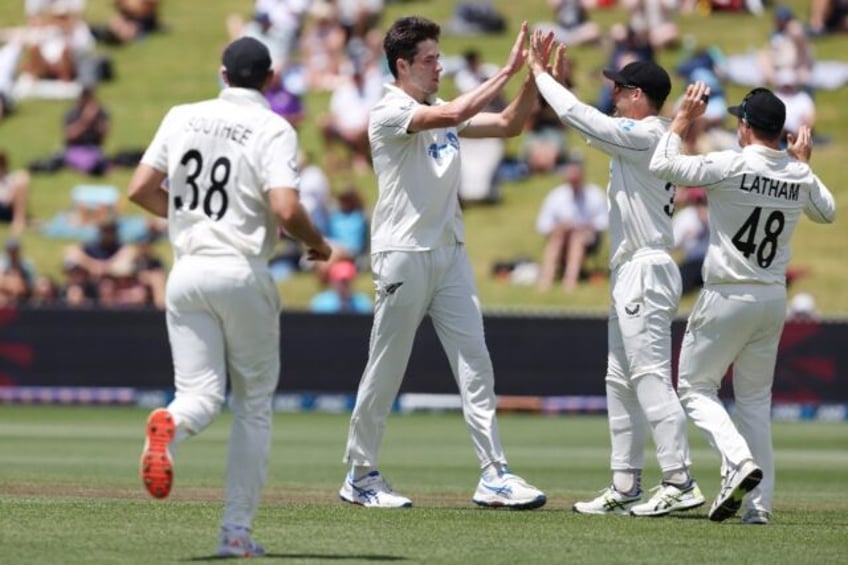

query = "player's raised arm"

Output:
[[407, 21, 529, 133]]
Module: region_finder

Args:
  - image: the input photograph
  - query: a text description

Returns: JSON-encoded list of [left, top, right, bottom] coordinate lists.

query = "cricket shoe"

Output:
[[339, 470, 412, 508], [741, 509, 770, 525], [629, 480, 705, 517], [140, 408, 176, 499], [217, 525, 265, 558], [573, 486, 641, 515], [472, 471, 546, 510], [708, 460, 763, 522]]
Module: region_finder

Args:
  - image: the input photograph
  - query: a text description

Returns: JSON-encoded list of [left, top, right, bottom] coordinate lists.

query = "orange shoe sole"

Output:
[[140, 408, 176, 499]]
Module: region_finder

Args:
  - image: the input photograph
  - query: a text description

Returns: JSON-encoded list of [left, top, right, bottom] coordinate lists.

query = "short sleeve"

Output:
[[140, 108, 177, 174], [262, 125, 300, 192]]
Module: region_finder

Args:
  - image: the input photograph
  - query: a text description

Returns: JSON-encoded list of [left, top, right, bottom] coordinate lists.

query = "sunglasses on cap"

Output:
[[614, 82, 639, 91]]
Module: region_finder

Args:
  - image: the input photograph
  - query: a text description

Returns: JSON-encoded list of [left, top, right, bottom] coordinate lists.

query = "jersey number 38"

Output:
[[174, 149, 230, 220]]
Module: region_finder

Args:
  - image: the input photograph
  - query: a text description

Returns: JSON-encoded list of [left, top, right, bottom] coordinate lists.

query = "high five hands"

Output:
[[527, 28, 571, 85]]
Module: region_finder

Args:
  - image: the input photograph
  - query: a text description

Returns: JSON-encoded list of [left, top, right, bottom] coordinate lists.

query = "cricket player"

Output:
[[340, 16, 546, 510], [527, 31, 703, 516], [650, 83, 836, 524], [128, 37, 331, 556]]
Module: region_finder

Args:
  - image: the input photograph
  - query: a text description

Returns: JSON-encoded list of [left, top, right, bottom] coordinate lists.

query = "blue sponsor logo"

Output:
[[427, 132, 460, 159], [618, 119, 635, 132]]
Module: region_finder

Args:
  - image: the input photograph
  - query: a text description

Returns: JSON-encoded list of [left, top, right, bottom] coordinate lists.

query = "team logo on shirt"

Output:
[[427, 132, 460, 160], [624, 303, 641, 316], [618, 119, 635, 132]]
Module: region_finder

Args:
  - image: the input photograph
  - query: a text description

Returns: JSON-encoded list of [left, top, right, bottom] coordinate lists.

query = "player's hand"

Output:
[[787, 125, 812, 163], [306, 240, 333, 262], [551, 43, 570, 85], [503, 21, 529, 76], [677, 81, 710, 122], [528, 28, 554, 76]]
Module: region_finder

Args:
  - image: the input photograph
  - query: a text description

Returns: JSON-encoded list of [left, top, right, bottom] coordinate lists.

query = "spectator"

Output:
[[535, 159, 608, 292], [773, 68, 816, 143], [622, 0, 681, 50], [31, 87, 111, 175], [91, 0, 162, 46], [30, 274, 60, 307], [318, 59, 382, 173], [809, 0, 848, 36], [134, 234, 166, 309], [327, 186, 369, 265], [59, 256, 97, 307], [65, 216, 137, 284], [523, 93, 569, 174], [63, 86, 110, 175], [759, 5, 814, 89], [97, 257, 149, 308], [0, 237, 34, 306], [297, 150, 332, 235], [19, 1, 94, 83], [786, 292, 819, 321], [298, 1, 347, 92], [309, 259, 372, 314], [455, 48, 507, 204], [537, 0, 602, 47], [672, 187, 709, 294], [0, 149, 31, 235]]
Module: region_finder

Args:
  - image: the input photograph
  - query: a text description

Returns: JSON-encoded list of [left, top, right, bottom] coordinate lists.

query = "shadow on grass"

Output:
[[183, 553, 408, 561]]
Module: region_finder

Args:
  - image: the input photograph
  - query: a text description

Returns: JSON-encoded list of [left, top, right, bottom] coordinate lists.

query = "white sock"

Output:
[[482, 462, 508, 480], [662, 468, 690, 487], [612, 470, 641, 495], [352, 466, 373, 481]]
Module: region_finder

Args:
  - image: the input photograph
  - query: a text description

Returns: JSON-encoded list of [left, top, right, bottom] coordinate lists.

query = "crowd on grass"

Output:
[[0, 0, 845, 310]]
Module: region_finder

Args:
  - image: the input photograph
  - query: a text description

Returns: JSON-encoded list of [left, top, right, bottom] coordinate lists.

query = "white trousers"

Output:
[[678, 285, 786, 514], [165, 256, 281, 529], [344, 245, 506, 469], [606, 250, 690, 473]]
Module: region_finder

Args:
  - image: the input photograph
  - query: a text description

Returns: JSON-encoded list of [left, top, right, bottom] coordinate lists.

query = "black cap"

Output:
[[728, 87, 786, 133], [222, 37, 271, 85], [603, 61, 672, 108]]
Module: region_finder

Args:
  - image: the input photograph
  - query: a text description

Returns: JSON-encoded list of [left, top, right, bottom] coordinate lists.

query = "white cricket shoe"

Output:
[[741, 509, 770, 525], [339, 470, 412, 508], [709, 460, 763, 522], [217, 525, 265, 558], [629, 480, 705, 517], [472, 471, 546, 510], [573, 486, 641, 515]]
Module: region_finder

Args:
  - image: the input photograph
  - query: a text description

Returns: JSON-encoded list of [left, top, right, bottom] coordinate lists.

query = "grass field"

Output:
[[1, 406, 847, 564], [0, 1, 846, 314]]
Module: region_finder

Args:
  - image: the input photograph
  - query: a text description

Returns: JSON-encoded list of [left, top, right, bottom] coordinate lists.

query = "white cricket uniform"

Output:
[[536, 73, 690, 474], [344, 84, 507, 469], [651, 132, 836, 514], [141, 87, 299, 528]]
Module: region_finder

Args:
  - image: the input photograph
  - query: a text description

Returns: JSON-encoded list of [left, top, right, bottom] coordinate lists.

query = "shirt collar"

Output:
[[218, 87, 271, 110]]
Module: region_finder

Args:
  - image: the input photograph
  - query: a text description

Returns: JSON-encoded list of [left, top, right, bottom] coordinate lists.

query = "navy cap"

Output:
[[603, 60, 672, 108], [222, 37, 271, 84], [728, 87, 786, 134]]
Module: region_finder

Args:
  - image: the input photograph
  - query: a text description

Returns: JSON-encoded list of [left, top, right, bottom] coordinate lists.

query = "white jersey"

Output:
[[650, 132, 836, 286], [536, 74, 675, 269], [141, 87, 300, 262], [368, 84, 467, 253]]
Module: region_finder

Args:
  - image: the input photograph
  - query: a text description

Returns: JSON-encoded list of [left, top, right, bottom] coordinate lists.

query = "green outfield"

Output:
[[1, 406, 846, 564]]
